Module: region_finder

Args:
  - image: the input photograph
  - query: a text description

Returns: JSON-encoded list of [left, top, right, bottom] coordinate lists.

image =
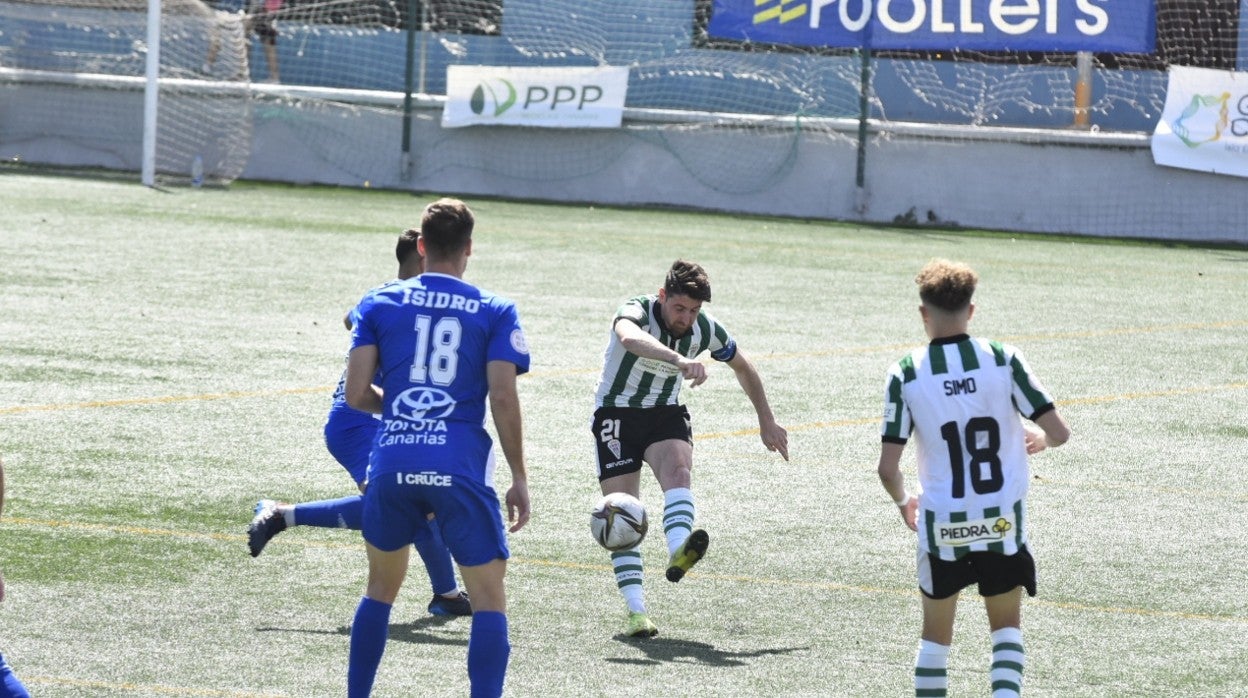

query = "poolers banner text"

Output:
[[707, 0, 1156, 52]]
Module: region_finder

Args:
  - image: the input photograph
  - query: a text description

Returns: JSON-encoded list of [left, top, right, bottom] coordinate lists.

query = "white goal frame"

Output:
[[142, 0, 161, 187]]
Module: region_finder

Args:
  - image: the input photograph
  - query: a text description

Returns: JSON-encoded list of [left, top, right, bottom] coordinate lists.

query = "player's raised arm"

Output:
[[725, 349, 788, 460]]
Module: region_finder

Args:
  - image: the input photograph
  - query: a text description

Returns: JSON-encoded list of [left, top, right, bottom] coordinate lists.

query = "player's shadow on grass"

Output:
[[256, 616, 468, 647], [606, 636, 807, 668]]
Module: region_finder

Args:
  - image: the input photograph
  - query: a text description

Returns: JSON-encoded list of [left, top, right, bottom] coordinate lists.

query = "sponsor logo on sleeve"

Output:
[[511, 328, 530, 355]]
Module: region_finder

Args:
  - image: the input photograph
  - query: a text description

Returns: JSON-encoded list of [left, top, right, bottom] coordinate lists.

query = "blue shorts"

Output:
[[362, 470, 509, 567], [323, 408, 379, 485]]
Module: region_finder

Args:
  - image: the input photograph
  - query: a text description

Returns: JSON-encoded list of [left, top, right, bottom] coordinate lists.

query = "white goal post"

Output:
[[0, 0, 253, 186], [142, 0, 161, 186]]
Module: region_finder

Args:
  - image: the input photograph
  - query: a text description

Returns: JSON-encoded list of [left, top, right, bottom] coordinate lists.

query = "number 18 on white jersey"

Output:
[[880, 335, 1055, 560]]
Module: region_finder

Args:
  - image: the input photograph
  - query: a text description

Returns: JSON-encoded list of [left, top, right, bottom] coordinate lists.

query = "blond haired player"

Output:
[[876, 259, 1070, 698]]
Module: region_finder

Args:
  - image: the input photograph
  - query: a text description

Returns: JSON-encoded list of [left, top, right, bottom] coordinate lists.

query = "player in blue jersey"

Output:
[[0, 654, 24, 698], [876, 259, 1070, 698], [0, 456, 33, 698], [247, 229, 470, 617], [344, 198, 531, 698]]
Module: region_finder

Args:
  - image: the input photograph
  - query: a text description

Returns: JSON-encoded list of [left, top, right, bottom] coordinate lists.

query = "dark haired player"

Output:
[[591, 259, 788, 637]]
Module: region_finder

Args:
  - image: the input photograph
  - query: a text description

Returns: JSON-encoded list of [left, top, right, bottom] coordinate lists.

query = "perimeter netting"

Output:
[[230, 0, 1239, 195], [2, 1, 1243, 205], [217, 0, 866, 194], [0, 0, 252, 184], [695, 1, 1241, 129]]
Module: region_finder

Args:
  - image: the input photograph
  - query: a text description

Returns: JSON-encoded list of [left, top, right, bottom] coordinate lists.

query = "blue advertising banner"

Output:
[[707, 0, 1156, 53]]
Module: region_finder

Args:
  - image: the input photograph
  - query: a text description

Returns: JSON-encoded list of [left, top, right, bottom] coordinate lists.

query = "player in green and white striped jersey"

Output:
[[876, 259, 1070, 698], [592, 260, 789, 638]]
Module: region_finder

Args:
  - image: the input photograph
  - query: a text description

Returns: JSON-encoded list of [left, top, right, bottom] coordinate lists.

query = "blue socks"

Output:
[[347, 600, 508, 696], [293, 495, 364, 530], [347, 597, 392, 698], [412, 518, 458, 596], [467, 611, 510, 698]]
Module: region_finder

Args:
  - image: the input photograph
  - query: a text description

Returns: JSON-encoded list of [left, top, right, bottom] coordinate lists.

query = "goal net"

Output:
[[0, 0, 252, 184]]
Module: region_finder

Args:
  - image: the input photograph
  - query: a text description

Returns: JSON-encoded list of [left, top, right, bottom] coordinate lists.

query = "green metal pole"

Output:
[[855, 47, 870, 190], [400, 0, 417, 180]]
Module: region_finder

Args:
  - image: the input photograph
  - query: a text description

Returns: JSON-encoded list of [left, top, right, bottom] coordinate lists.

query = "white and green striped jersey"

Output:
[[594, 294, 736, 408], [880, 334, 1055, 560]]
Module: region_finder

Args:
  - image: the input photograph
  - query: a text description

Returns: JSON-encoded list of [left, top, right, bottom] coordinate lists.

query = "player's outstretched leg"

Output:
[[611, 546, 656, 637], [665, 528, 709, 583], [248, 496, 366, 557], [293, 495, 364, 530], [660, 486, 707, 582], [247, 499, 288, 557]]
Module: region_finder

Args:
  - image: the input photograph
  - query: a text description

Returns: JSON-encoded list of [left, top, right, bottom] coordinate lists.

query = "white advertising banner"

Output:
[[1151, 66, 1248, 178], [442, 65, 629, 129]]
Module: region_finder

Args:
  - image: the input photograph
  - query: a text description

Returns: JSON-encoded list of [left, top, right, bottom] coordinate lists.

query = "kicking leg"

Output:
[[645, 439, 707, 582]]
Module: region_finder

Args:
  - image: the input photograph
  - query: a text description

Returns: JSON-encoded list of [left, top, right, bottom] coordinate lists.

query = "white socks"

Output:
[[662, 487, 695, 556], [914, 628, 1023, 696], [610, 547, 645, 613], [914, 639, 949, 697], [990, 627, 1024, 697]]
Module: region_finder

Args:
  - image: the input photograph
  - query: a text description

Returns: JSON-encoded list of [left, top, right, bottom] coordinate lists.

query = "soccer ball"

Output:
[[589, 492, 648, 552]]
